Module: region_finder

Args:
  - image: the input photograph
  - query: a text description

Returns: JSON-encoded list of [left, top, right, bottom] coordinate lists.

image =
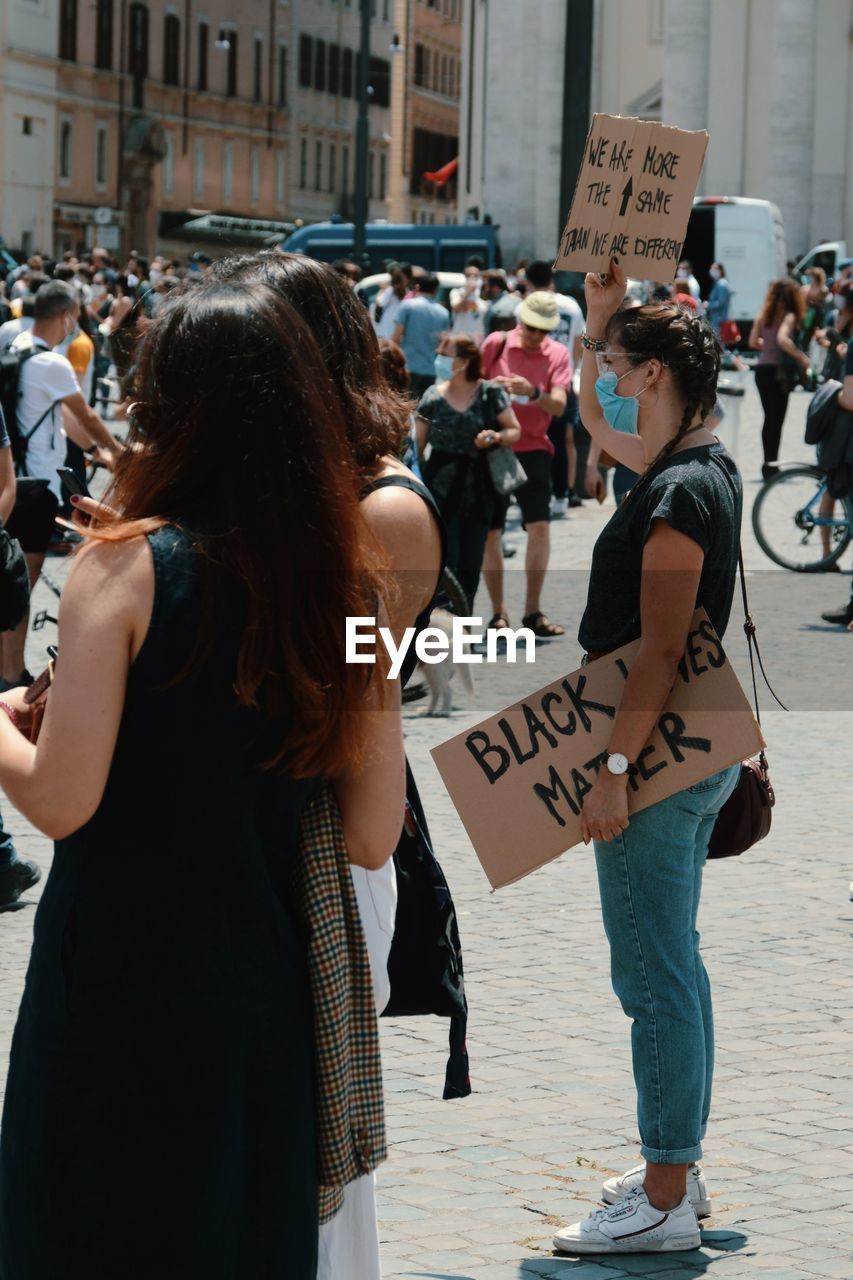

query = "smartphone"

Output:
[[56, 467, 91, 500]]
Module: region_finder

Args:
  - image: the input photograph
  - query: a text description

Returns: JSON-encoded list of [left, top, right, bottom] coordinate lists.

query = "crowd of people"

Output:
[[0, 233, 849, 1274]]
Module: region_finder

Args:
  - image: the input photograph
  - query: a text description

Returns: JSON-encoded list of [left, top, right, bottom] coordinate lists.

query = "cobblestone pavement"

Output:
[[2, 383, 852, 1279]]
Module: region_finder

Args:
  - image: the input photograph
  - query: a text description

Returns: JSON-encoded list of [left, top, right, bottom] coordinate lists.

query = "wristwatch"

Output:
[[530, 387, 541, 402], [606, 752, 630, 776]]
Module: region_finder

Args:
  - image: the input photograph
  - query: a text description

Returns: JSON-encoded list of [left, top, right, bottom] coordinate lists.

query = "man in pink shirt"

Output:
[[481, 291, 570, 636]]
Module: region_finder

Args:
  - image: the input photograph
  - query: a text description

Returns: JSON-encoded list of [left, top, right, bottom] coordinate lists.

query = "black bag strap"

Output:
[[737, 545, 788, 730]]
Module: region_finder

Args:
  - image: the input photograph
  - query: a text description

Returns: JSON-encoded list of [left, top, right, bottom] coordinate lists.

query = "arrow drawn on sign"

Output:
[[619, 177, 633, 217]]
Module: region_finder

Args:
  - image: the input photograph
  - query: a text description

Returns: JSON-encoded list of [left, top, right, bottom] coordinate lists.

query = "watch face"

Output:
[[607, 752, 629, 775]]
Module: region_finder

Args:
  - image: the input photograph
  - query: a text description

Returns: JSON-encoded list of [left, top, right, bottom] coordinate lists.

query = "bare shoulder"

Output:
[[362, 458, 441, 572], [62, 535, 155, 654]]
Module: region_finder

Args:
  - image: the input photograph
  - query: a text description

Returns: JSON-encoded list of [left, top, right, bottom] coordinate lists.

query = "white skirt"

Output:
[[316, 860, 397, 1280]]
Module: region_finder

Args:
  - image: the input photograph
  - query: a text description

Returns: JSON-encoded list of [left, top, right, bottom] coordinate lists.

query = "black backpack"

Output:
[[0, 344, 55, 474], [804, 379, 842, 445]]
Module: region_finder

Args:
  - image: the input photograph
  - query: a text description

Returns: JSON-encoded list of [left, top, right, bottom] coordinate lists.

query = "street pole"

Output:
[[353, 0, 371, 266]]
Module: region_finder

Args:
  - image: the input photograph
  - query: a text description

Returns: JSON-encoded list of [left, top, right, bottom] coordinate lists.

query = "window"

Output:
[[22, 117, 33, 136], [59, 119, 72, 181], [197, 21, 208, 90], [342, 145, 349, 194], [226, 30, 238, 96], [223, 141, 233, 201], [368, 151, 375, 199], [314, 39, 326, 92], [369, 56, 390, 107], [95, 0, 113, 69], [314, 140, 322, 191], [328, 143, 336, 193], [193, 137, 205, 197], [128, 3, 148, 78], [414, 44, 425, 87], [277, 45, 287, 107], [328, 43, 340, 95], [253, 35, 263, 101], [382, 0, 389, 18], [299, 137, 307, 188], [298, 35, 312, 88], [342, 48, 353, 97], [163, 132, 174, 194], [380, 152, 387, 200], [163, 14, 180, 86], [59, 0, 77, 61], [95, 123, 108, 187], [250, 146, 260, 201], [275, 151, 286, 206]]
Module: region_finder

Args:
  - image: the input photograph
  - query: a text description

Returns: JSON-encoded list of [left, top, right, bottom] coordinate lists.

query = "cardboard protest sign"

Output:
[[554, 114, 709, 281], [431, 611, 763, 890]]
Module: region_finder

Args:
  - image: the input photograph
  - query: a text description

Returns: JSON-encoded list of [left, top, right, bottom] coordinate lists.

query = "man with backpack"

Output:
[[0, 402, 40, 906], [0, 280, 121, 690]]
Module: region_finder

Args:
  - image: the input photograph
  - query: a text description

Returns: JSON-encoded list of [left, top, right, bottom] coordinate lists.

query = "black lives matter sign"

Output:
[[554, 114, 709, 281], [431, 611, 763, 890]]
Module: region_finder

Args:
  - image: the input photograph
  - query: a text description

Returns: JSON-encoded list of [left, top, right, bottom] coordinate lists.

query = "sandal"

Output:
[[522, 611, 565, 638], [486, 613, 511, 630]]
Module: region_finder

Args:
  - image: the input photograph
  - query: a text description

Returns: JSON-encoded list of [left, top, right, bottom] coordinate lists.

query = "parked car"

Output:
[[355, 270, 465, 317]]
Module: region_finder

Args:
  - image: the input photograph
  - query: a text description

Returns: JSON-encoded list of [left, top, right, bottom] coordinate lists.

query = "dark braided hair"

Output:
[[605, 302, 722, 494]]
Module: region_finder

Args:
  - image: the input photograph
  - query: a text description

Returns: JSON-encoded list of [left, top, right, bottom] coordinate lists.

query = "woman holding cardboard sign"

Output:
[[551, 261, 743, 1256]]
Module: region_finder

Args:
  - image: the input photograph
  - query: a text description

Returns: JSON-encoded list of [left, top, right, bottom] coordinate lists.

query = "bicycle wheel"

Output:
[[437, 566, 471, 616], [752, 465, 852, 572]]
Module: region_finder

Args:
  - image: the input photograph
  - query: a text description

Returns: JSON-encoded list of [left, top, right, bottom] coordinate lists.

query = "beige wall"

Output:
[[0, 0, 59, 254], [592, 0, 853, 256]]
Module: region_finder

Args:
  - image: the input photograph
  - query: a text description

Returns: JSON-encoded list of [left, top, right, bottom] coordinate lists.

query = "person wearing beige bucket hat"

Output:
[[480, 290, 571, 637]]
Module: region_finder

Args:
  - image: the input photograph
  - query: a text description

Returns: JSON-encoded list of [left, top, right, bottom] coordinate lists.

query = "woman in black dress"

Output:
[[0, 279, 406, 1278], [416, 333, 521, 610]]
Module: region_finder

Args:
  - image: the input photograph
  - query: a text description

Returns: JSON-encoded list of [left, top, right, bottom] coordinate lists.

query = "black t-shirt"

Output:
[[578, 441, 743, 653], [845, 338, 853, 377]]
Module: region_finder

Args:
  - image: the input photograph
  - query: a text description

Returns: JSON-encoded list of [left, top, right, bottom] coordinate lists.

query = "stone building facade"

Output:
[[0, 0, 461, 260], [460, 0, 853, 265]]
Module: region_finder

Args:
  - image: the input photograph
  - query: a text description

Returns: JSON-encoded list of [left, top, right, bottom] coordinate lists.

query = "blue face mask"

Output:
[[434, 354, 455, 381], [594, 366, 648, 434]]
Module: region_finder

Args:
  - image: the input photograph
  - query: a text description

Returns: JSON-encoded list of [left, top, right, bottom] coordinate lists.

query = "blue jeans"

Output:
[[594, 765, 740, 1164]]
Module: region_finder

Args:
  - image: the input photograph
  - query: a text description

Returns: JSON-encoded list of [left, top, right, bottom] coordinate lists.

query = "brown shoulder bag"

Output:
[[707, 549, 786, 859]]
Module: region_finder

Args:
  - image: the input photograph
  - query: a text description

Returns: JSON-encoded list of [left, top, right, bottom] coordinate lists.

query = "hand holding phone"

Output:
[[57, 467, 91, 500]]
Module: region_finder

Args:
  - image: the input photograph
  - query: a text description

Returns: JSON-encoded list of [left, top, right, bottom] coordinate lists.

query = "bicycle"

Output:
[[751, 463, 853, 572]]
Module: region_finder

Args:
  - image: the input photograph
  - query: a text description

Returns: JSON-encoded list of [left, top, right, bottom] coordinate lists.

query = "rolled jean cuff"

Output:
[[639, 1141, 703, 1165]]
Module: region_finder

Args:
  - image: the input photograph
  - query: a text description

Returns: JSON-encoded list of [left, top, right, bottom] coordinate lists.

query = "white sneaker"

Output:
[[553, 1187, 701, 1254], [601, 1162, 711, 1218], [550, 496, 569, 517]]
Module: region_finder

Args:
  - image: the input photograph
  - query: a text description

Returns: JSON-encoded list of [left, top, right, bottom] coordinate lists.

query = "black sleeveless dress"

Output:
[[0, 528, 320, 1279], [361, 473, 446, 686]]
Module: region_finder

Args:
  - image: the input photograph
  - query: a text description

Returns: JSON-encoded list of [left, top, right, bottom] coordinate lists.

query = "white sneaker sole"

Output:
[[601, 1185, 711, 1219], [554, 1229, 701, 1254]]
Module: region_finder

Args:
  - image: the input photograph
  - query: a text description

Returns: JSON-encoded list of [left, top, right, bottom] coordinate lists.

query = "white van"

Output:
[[793, 241, 848, 283], [681, 196, 787, 335]]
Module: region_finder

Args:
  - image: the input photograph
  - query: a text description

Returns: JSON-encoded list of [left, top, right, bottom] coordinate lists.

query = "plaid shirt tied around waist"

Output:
[[290, 782, 388, 1225]]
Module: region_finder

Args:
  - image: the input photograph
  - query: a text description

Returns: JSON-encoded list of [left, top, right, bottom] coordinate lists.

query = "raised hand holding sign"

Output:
[[555, 114, 709, 281]]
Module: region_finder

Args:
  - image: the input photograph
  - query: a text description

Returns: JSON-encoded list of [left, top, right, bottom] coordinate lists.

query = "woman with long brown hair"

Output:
[[212, 250, 446, 1280], [749, 276, 809, 477], [0, 277, 406, 1279]]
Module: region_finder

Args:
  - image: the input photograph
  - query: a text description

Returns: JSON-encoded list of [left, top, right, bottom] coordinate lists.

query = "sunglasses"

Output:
[[594, 350, 648, 375]]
